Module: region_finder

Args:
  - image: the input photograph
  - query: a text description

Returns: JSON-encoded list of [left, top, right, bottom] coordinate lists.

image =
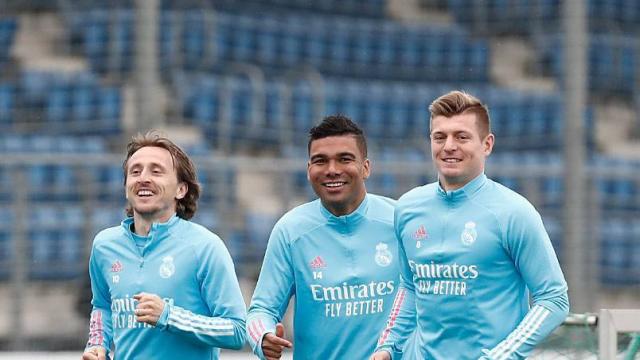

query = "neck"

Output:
[[132, 212, 174, 236], [439, 179, 464, 192], [322, 192, 366, 217]]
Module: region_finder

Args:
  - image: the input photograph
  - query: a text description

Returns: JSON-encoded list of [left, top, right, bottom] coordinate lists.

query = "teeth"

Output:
[[137, 190, 153, 196], [444, 159, 460, 163], [325, 182, 345, 188]]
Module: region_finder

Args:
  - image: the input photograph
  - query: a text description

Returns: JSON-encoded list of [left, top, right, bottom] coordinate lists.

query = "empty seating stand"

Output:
[[0, 17, 17, 66], [176, 72, 594, 153], [17, 71, 122, 134], [66, 8, 490, 83], [534, 33, 638, 97]]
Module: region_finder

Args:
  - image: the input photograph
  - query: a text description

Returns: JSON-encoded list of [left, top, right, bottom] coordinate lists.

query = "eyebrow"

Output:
[[310, 152, 356, 159], [128, 161, 167, 170]]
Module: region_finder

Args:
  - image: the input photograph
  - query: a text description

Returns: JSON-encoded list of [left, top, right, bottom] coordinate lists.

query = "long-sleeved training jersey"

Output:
[[377, 174, 569, 360], [247, 194, 403, 359], [85, 215, 246, 360]]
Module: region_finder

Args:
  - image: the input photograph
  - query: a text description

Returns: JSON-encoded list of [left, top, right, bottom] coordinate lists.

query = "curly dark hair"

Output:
[[122, 130, 200, 220]]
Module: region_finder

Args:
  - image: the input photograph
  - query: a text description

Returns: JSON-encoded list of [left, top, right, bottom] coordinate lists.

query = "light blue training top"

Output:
[[86, 215, 246, 360], [247, 194, 406, 359], [377, 174, 569, 360]]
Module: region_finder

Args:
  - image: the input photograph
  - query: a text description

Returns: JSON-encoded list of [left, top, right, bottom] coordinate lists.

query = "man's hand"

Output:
[[261, 323, 293, 360], [133, 292, 165, 326], [369, 350, 391, 360], [81, 346, 106, 360]]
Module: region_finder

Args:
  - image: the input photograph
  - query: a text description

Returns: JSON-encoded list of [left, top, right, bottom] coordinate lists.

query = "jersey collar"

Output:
[[437, 173, 487, 202], [121, 214, 180, 243], [319, 193, 369, 227]]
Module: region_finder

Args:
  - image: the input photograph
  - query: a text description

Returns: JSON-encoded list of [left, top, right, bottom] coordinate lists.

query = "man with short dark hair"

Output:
[[82, 131, 246, 360], [371, 91, 569, 360], [246, 115, 405, 359]]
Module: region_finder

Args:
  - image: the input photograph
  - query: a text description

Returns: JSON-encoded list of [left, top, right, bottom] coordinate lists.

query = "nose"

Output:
[[137, 168, 152, 183], [326, 160, 340, 176], [443, 136, 457, 151]]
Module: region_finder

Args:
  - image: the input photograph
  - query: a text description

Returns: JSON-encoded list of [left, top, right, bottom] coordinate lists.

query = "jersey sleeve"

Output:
[[375, 207, 417, 359], [160, 237, 247, 350], [486, 205, 569, 359], [246, 223, 295, 360], [85, 246, 114, 356]]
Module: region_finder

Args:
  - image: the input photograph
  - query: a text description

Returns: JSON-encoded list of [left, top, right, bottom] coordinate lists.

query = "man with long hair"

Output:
[[82, 131, 246, 360]]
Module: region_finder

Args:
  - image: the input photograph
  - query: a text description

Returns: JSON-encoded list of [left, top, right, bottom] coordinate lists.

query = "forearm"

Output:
[[85, 307, 113, 354], [486, 297, 569, 360], [375, 285, 416, 359], [158, 303, 246, 350], [246, 310, 278, 359]]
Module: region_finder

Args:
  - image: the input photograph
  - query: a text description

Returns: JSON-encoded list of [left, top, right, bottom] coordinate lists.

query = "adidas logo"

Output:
[[413, 225, 427, 240], [111, 260, 123, 273], [310, 256, 326, 269]]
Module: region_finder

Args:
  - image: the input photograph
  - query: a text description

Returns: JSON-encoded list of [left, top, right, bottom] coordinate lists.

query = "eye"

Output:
[[311, 158, 326, 165]]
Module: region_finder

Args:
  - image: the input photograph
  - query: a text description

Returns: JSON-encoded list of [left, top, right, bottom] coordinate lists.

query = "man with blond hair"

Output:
[[372, 91, 569, 360]]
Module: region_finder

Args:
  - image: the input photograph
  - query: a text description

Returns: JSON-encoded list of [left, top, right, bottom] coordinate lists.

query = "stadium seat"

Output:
[[0, 17, 17, 65], [0, 83, 13, 124], [600, 219, 630, 285], [66, 8, 490, 82]]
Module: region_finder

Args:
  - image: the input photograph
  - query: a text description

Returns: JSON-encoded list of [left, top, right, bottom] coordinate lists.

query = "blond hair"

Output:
[[429, 90, 491, 138]]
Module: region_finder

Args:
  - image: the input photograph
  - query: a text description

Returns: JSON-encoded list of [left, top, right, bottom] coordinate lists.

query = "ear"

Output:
[[306, 161, 311, 182], [483, 133, 495, 156], [362, 158, 371, 180], [175, 182, 188, 200]]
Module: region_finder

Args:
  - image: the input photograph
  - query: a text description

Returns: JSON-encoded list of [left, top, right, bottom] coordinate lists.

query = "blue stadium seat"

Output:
[[19, 71, 122, 134], [0, 208, 14, 268], [93, 165, 123, 202], [243, 211, 279, 262], [191, 207, 219, 230], [600, 219, 630, 285], [0, 17, 17, 65], [449, 0, 639, 35], [212, 0, 387, 18], [542, 216, 562, 258], [0, 83, 13, 124], [535, 33, 638, 96], [0, 229, 10, 279], [71, 8, 489, 82], [91, 206, 125, 234]]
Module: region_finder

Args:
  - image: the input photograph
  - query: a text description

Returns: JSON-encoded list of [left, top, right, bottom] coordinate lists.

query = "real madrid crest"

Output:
[[159, 256, 175, 279], [375, 242, 393, 267], [461, 221, 477, 246]]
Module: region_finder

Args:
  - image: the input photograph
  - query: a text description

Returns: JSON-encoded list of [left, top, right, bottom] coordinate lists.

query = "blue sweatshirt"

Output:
[[247, 194, 403, 359], [377, 174, 569, 360], [85, 215, 246, 360]]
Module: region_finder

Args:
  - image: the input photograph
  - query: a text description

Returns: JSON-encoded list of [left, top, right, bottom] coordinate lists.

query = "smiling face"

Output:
[[124, 146, 187, 223], [307, 135, 370, 216], [430, 112, 494, 191]]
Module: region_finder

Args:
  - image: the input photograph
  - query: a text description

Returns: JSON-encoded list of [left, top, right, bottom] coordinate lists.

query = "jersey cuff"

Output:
[[155, 301, 171, 330], [374, 346, 395, 360]]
